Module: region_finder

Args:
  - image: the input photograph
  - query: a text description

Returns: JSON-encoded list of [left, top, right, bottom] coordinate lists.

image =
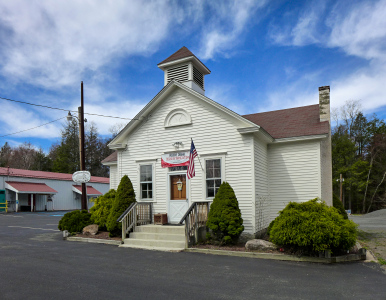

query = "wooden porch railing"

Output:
[[179, 201, 209, 247], [117, 202, 152, 240]]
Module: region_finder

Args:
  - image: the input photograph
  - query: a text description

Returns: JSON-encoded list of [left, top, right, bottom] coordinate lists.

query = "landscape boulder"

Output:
[[83, 224, 99, 236], [245, 239, 276, 251]]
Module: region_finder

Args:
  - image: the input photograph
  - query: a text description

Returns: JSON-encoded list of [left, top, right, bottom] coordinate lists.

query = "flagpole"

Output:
[[192, 138, 204, 171]]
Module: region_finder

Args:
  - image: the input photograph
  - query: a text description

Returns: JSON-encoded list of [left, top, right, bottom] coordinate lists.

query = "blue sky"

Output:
[[0, 0, 385, 152]]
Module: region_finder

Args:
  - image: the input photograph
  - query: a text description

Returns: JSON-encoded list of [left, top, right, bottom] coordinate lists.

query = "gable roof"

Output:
[[108, 80, 260, 147], [73, 185, 102, 196], [157, 46, 211, 74], [101, 151, 118, 164], [158, 46, 195, 65], [0, 167, 109, 184], [6, 181, 58, 194], [243, 104, 329, 139]]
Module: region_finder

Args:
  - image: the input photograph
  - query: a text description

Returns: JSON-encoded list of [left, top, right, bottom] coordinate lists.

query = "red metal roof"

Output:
[[0, 167, 109, 183], [242, 104, 329, 139], [73, 185, 102, 195], [6, 181, 58, 193], [101, 151, 117, 163]]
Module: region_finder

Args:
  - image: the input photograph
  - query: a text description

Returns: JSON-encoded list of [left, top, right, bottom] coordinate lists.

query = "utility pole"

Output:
[[80, 82, 87, 210], [339, 174, 344, 203]]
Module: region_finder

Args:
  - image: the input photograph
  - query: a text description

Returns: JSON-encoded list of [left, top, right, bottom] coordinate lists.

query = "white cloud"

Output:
[[0, 0, 174, 90], [327, 0, 386, 62], [266, 0, 386, 114], [197, 0, 267, 59], [269, 1, 325, 46]]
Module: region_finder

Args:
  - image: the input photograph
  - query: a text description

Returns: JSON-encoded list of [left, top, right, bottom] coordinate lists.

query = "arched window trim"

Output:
[[164, 108, 192, 128]]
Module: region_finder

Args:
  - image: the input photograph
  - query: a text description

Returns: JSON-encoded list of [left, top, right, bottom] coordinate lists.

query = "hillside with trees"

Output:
[[332, 100, 386, 213]]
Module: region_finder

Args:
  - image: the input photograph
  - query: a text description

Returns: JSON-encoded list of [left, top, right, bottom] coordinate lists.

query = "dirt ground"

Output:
[[350, 210, 386, 266]]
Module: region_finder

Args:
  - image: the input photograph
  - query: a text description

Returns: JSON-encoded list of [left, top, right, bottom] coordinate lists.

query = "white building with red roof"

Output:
[[103, 47, 332, 238], [0, 167, 109, 212]]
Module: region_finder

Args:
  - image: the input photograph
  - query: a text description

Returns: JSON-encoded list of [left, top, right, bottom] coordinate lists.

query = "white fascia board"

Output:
[[108, 82, 175, 147], [174, 82, 259, 128], [237, 127, 260, 134], [109, 81, 259, 147], [158, 57, 210, 74], [101, 161, 117, 166], [5, 183, 18, 193], [109, 143, 126, 150], [273, 134, 328, 143], [238, 127, 274, 143]]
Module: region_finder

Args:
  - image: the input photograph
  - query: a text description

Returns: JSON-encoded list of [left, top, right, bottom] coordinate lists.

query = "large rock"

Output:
[[245, 239, 276, 251], [83, 224, 99, 236]]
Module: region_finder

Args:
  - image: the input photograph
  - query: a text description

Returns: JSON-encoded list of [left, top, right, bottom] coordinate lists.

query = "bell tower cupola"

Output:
[[158, 46, 211, 95]]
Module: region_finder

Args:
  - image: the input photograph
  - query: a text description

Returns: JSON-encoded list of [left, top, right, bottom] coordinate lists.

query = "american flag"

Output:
[[187, 140, 198, 179]]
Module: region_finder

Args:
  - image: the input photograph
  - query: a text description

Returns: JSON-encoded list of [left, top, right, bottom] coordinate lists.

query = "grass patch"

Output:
[[378, 257, 386, 265]]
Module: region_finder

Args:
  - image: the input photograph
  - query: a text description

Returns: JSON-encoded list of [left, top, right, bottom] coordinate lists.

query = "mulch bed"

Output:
[[190, 242, 360, 257], [190, 243, 282, 254], [75, 231, 121, 241]]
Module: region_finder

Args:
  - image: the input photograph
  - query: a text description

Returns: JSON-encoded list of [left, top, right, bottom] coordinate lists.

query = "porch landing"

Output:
[[119, 224, 186, 252]]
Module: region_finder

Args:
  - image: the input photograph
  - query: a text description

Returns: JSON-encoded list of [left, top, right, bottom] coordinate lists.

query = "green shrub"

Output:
[[206, 182, 244, 244], [90, 189, 116, 230], [106, 175, 136, 237], [269, 198, 357, 253], [333, 193, 348, 219], [58, 210, 92, 233]]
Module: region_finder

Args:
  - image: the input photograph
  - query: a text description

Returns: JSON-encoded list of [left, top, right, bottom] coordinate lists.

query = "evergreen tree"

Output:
[[106, 175, 136, 237], [206, 182, 244, 244]]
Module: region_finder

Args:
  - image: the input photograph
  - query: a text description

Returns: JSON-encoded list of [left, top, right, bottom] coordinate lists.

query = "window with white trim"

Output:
[[206, 159, 221, 198], [140, 165, 153, 199]]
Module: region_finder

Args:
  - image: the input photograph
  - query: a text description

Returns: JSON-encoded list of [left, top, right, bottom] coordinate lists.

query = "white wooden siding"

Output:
[[254, 137, 270, 232], [109, 165, 118, 190], [268, 140, 320, 221], [119, 89, 255, 233]]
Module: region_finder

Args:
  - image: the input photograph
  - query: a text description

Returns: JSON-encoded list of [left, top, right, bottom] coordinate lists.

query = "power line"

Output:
[[0, 117, 66, 138], [0, 96, 133, 120]]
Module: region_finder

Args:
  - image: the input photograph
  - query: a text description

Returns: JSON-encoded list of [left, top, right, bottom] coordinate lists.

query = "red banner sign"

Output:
[[161, 152, 189, 168]]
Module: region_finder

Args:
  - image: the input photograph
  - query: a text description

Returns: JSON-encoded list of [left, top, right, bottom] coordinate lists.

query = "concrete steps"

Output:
[[120, 224, 186, 251]]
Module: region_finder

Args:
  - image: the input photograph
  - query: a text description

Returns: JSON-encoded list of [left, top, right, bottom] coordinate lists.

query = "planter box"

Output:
[[154, 213, 168, 225]]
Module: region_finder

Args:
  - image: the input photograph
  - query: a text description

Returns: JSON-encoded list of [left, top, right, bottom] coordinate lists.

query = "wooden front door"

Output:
[[169, 174, 188, 223]]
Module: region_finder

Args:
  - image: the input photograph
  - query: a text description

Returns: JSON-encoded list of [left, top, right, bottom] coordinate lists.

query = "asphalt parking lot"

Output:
[[1, 211, 385, 300], [350, 209, 386, 264]]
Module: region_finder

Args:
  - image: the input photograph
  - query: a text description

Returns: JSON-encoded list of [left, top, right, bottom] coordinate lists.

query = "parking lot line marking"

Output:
[[8, 226, 59, 231], [0, 215, 23, 218]]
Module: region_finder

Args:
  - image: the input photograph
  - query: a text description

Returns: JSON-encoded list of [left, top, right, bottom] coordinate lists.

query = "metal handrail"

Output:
[[179, 201, 209, 247], [117, 202, 136, 222], [118, 202, 152, 240], [179, 202, 196, 224]]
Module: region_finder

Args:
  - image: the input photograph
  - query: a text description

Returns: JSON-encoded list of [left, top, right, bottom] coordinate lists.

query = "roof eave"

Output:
[[158, 56, 211, 74], [273, 134, 328, 143]]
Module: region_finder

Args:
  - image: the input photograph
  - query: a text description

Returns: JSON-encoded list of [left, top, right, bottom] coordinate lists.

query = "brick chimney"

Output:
[[319, 86, 330, 123]]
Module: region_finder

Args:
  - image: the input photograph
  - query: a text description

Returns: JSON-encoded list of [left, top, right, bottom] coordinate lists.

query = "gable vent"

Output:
[[167, 64, 189, 84], [193, 66, 204, 89]]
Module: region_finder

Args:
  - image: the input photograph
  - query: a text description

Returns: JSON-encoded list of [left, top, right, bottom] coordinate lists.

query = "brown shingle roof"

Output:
[[243, 104, 329, 139], [101, 151, 117, 163], [158, 46, 195, 65]]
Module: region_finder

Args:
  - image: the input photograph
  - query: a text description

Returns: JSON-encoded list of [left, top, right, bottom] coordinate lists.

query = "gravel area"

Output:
[[350, 209, 386, 266]]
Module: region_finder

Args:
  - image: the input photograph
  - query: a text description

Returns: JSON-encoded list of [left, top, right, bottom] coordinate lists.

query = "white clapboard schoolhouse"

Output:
[[102, 47, 332, 245]]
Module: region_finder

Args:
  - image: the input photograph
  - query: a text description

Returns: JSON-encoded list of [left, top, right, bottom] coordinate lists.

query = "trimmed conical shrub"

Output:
[[206, 182, 244, 244], [106, 175, 136, 237]]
